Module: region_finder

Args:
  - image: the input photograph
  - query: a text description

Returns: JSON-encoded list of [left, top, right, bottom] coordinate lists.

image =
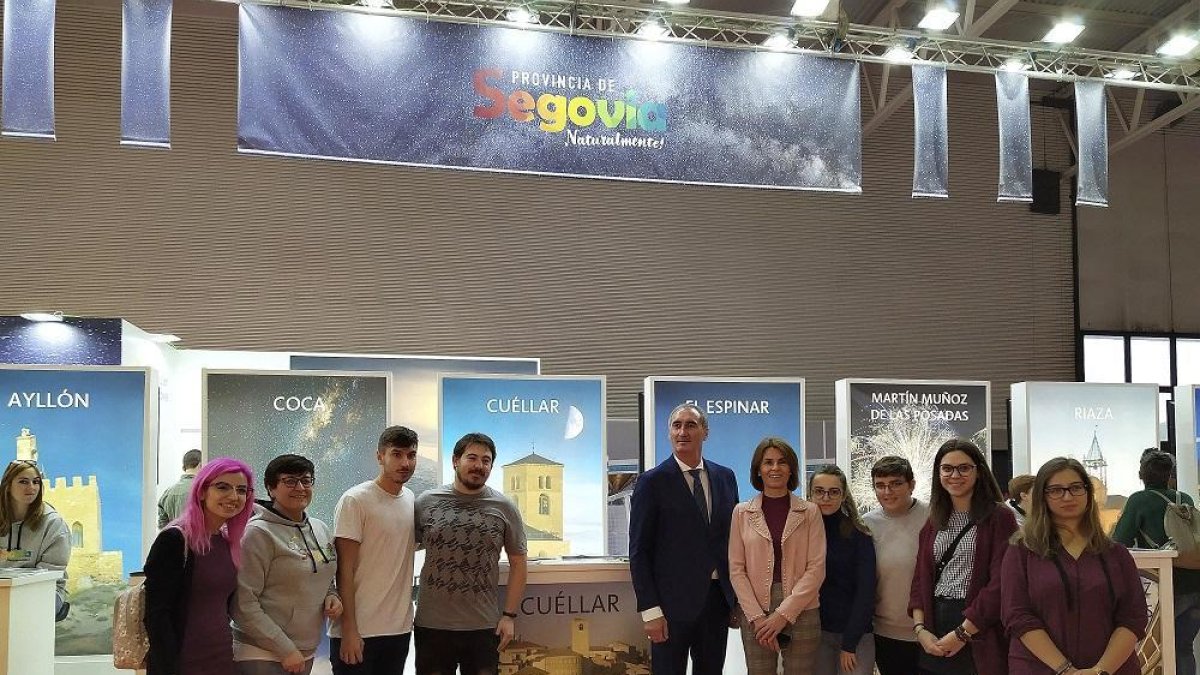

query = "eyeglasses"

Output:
[[939, 464, 976, 477], [9, 459, 37, 469], [873, 480, 909, 493], [811, 487, 843, 500], [278, 476, 315, 489], [210, 481, 250, 496], [1044, 482, 1088, 500]]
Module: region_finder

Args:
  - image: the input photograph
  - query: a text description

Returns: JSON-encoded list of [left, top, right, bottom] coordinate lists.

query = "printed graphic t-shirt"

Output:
[[414, 485, 527, 631]]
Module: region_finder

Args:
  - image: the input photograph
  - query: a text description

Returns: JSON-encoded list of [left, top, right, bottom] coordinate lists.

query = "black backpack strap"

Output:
[[1050, 555, 1074, 609], [1098, 552, 1116, 602], [1050, 549, 1117, 612], [1139, 528, 1163, 549], [934, 520, 976, 586]]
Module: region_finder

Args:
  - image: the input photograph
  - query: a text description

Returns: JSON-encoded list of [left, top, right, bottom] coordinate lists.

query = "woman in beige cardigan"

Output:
[[729, 437, 827, 675]]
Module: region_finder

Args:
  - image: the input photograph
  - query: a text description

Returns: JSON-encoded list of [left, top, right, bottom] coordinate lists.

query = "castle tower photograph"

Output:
[[1012, 382, 1160, 506], [0, 366, 151, 656], [439, 375, 607, 556], [504, 449, 570, 557]]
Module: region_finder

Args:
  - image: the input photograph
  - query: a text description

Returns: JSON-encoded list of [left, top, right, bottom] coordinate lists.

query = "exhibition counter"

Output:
[[0, 569, 62, 674], [498, 554, 1179, 675], [1134, 549, 1177, 675], [499, 558, 650, 675]]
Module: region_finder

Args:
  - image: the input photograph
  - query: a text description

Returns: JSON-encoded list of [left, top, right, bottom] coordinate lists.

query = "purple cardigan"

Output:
[[909, 504, 1017, 675], [1001, 542, 1147, 675]]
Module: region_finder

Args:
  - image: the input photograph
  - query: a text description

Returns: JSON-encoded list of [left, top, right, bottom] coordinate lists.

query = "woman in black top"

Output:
[[144, 457, 254, 675]]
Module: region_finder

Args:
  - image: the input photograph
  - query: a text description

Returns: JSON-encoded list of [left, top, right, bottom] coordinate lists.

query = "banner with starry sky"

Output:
[[237, 4, 862, 192], [203, 370, 390, 527]]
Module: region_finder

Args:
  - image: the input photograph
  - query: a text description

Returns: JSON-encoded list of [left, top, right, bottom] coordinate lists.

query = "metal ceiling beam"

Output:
[[226, 0, 1200, 94], [863, 0, 1019, 137], [869, 0, 910, 26], [1120, 2, 1197, 54], [1063, 93, 1200, 178], [1011, 2, 1159, 30]]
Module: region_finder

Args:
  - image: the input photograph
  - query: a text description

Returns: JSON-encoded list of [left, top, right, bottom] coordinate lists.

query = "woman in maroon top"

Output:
[[909, 439, 1016, 675], [1001, 457, 1146, 675]]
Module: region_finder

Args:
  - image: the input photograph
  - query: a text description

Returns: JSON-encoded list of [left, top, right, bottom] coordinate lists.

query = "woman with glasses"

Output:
[[729, 438, 825, 675], [0, 459, 70, 615], [145, 457, 255, 675], [233, 454, 342, 675], [909, 439, 1015, 675], [809, 465, 876, 675], [1001, 457, 1145, 675]]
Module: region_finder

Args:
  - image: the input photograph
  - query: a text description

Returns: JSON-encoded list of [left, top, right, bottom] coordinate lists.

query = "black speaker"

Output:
[[1030, 169, 1061, 215]]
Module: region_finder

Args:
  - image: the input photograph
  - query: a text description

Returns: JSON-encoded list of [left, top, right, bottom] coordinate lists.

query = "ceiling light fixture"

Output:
[[505, 6, 538, 24], [885, 44, 916, 62], [918, 7, 959, 31], [790, 0, 830, 18], [1105, 67, 1137, 80], [637, 16, 670, 40], [1158, 34, 1200, 58], [763, 30, 795, 50], [1001, 57, 1031, 72], [1042, 20, 1084, 44], [20, 311, 64, 323], [658, 0, 690, 5]]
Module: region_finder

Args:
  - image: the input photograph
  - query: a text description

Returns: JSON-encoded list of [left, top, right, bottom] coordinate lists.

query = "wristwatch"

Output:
[[501, 611, 518, 619]]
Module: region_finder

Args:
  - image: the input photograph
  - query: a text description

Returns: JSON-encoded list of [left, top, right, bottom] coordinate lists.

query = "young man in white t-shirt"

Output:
[[328, 426, 419, 675]]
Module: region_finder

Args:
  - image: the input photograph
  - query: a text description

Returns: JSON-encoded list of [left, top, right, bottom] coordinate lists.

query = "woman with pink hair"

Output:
[[144, 457, 255, 675]]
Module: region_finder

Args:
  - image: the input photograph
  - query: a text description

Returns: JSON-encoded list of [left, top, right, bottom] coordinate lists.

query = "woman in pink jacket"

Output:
[[729, 437, 827, 675]]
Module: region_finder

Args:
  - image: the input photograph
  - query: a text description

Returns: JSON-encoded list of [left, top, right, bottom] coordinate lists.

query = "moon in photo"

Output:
[[564, 405, 585, 440]]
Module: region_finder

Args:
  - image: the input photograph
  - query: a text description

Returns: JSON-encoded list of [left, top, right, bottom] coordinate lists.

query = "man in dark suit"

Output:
[[629, 403, 739, 675]]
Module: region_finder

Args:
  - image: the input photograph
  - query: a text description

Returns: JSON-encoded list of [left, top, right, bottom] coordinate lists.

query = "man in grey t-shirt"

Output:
[[414, 432, 528, 675]]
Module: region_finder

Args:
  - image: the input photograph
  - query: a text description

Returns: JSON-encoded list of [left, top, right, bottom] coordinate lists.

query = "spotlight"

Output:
[[888, 39, 912, 62], [1105, 67, 1137, 80], [20, 311, 63, 323], [790, 0, 829, 18], [505, 6, 538, 24], [763, 30, 795, 50], [1001, 57, 1031, 72], [637, 17, 670, 40], [1042, 21, 1084, 44], [919, 7, 959, 31], [1158, 34, 1200, 57]]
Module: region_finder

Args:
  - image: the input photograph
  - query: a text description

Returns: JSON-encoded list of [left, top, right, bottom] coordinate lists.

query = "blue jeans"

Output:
[[1177, 592, 1200, 675]]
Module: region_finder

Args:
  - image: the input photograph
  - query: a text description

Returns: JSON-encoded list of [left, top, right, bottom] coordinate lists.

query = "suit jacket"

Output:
[[629, 455, 739, 624]]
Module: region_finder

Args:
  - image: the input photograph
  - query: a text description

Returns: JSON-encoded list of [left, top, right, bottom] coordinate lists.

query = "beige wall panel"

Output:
[[0, 0, 1076, 426]]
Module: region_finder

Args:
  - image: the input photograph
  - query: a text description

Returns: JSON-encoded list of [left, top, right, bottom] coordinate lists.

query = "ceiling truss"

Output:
[[234, 0, 1200, 95]]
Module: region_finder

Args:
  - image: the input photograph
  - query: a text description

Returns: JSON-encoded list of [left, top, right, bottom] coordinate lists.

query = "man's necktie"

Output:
[[689, 468, 709, 524]]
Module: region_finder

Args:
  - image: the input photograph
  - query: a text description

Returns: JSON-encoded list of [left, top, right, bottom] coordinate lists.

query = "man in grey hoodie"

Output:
[[233, 454, 341, 675]]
